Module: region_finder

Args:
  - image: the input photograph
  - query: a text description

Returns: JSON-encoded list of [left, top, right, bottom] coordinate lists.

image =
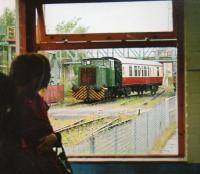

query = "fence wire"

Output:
[[63, 96, 177, 155]]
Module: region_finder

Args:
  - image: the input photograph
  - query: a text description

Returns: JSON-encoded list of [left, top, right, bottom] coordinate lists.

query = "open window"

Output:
[[17, 0, 184, 159]]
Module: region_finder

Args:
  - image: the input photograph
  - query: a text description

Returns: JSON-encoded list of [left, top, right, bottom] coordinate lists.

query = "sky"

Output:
[[44, 1, 172, 33], [0, 0, 15, 15], [0, 0, 172, 33]]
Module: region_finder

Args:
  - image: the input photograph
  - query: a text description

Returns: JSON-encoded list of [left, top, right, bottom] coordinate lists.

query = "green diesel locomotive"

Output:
[[72, 57, 122, 101]]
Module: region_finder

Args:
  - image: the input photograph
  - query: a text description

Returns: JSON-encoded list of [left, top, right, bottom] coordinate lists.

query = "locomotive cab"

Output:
[[72, 57, 121, 101]]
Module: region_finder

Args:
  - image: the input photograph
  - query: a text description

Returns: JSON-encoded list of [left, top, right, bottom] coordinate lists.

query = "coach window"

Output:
[[149, 67, 151, 76], [141, 66, 144, 76], [151, 67, 153, 76], [134, 66, 137, 76], [157, 67, 160, 77], [122, 66, 125, 76], [144, 66, 146, 76], [147, 66, 149, 76], [138, 66, 141, 76], [17, 0, 184, 160], [129, 66, 133, 76], [153, 67, 155, 76]]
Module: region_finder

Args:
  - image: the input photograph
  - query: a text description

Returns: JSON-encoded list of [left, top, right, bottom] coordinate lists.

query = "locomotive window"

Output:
[[110, 60, 115, 70], [104, 60, 110, 68], [90, 59, 104, 66]]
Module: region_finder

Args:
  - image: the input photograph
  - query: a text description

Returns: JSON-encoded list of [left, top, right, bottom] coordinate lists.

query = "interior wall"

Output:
[[185, 0, 200, 163]]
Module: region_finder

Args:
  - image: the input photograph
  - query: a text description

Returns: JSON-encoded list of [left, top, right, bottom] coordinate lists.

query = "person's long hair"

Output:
[[9, 53, 51, 98]]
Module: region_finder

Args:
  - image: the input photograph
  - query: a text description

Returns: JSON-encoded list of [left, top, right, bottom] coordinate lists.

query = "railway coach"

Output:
[[72, 57, 163, 101]]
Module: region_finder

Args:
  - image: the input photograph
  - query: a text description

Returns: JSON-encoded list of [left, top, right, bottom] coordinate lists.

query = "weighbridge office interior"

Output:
[[15, 0, 200, 173]]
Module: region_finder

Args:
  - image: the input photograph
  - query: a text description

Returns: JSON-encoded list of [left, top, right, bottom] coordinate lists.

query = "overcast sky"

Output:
[[0, 0, 172, 33], [45, 1, 172, 33], [0, 0, 15, 15]]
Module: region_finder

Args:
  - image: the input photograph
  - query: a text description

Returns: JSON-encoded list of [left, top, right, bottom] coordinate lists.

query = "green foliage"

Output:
[[54, 18, 88, 83], [56, 17, 88, 34], [0, 8, 15, 40], [73, 64, 81, 76], [0, 8, 15, 27], [55, 17, 88, 62]]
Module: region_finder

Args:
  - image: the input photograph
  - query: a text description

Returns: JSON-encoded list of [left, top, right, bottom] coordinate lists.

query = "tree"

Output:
[[55, 17, 89, 61], [51, 18, 89, 90], [0, 8, 15, 40], [0, 8, 15, 26], [56, 17, 88, 34]]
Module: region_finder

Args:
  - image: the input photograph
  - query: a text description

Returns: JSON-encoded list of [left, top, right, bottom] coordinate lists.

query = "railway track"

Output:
[[57, 116, 115, 133], [52, 88, 170, 145], [57, 116, 134, 145], [120, 89, 165, 106], [66, 88, 166, 107], [55, 89, 173, 145]]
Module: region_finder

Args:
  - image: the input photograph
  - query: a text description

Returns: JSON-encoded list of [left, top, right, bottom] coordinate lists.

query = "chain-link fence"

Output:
[[62, 96, 177, 155]]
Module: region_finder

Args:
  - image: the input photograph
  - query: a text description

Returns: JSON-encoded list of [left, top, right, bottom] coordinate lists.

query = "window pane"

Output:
[[43, 47, 178, 156], [44, 1, 173, 34], [129, 66, 133, 76]]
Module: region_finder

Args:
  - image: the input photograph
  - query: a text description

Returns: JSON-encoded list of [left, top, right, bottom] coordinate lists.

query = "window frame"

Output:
[[35, 0, 177, 50], [17, 0, 184, 159]]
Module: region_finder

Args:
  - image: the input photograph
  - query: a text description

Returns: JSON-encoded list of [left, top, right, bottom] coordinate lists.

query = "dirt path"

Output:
[[48, 105, 147, 118]]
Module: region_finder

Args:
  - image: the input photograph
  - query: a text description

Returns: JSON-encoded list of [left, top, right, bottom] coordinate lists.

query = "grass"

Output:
[[59, 85, 176, 111], [150, 122, 177, 154], [60, 115, 136, 145], [61, 116, 112, 145], [49, 117, 80, 130], [122, 86, 175, 109], [64, 95, 80, 104], [50, 85, 176, 147]]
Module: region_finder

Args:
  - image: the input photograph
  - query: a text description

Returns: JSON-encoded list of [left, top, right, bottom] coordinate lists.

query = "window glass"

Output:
[[134, 66, 138, 76], [2, 0, 183, 158], [138, 66, 141, 76], [144, 66, 147, 76], [141, 66, 144, 76], [129, 66, 133, 76], [157, 67, 160, 76], [147, 66, 149, 76], [110, 60, 115, 70], [37, 47, 178, 156], [44, 1, 173, 34]]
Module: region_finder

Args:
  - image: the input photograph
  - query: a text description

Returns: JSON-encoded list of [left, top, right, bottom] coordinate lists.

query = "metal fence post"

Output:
[[114, 127, 118, 153], [89, 135, 95, 154]]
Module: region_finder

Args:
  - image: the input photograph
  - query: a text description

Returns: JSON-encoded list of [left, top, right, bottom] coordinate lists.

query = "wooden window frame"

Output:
[[17, 0, 184, 159]]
